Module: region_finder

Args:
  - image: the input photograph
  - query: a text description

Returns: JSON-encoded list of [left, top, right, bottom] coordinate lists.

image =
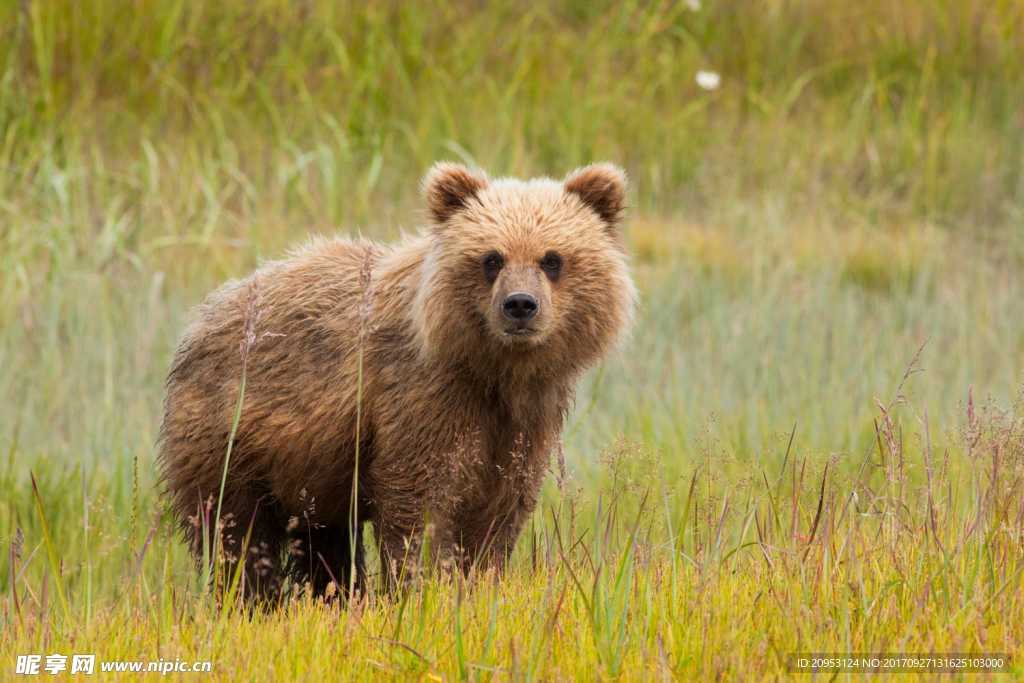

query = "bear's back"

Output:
[[158, 237, 385, 519]]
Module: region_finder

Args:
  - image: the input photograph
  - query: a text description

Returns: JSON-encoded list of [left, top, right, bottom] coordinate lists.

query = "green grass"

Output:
[[2, 0, 1024, 679]]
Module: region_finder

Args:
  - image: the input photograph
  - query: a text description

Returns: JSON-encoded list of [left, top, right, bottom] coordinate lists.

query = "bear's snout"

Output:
[[502, 292, 538, 324]]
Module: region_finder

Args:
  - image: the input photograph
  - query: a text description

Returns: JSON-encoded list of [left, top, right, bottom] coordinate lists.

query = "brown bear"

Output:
[[158, 162, 635, 599]]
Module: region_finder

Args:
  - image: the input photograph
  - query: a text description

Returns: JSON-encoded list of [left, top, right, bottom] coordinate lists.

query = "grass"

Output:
[[2, 0, 1024, 679]]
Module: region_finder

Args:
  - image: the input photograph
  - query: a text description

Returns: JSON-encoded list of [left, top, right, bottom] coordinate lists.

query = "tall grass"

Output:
[[2, 0, 1024, 679], [2, 0, 1022, 229], [4, 383, 1024, 677]]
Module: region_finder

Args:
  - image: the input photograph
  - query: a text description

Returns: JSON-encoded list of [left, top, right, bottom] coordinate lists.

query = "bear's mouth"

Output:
[[502, 326, 539, 340]]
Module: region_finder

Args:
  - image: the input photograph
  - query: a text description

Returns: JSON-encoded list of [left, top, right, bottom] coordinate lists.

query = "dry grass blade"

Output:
[[29, 473, 70, 621], [800, 462, 829, 562]]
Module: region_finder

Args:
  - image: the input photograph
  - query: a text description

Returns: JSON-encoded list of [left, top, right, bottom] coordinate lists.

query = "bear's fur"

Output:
[[158, 163, 635, 599]]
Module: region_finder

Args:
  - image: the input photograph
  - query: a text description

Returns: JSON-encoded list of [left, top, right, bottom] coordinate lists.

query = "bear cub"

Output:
[[158, 162, 635, 599]]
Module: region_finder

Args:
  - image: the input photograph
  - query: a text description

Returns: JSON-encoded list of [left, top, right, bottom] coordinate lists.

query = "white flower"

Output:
[[685, 0, 701, 10], [696, 70, 721, 91]]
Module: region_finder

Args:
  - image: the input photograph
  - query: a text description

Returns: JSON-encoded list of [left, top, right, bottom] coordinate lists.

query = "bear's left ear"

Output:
[[422, 162, 489, 225], [563, 163, 627, 228]]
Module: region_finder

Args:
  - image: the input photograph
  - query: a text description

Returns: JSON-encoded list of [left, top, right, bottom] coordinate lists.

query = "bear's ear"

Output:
[[563, 163, 627, 227], [422, 162, 489, 224]]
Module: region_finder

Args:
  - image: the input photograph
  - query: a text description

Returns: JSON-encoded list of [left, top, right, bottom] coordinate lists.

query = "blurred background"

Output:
[[2, 0, 1022, 488]]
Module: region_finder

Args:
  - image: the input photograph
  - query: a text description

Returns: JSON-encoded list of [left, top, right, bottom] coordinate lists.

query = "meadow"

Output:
[[2, 1, 1024, 679]]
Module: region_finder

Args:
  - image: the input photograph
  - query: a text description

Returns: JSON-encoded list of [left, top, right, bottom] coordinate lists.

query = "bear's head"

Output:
[[413, 162, 636, 384]]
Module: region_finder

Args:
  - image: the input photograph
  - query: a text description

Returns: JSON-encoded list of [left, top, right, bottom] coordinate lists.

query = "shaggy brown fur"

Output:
[[158, 163, 635, 599]]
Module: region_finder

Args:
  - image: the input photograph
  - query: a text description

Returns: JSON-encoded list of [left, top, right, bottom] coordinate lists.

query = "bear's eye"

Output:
[[482, 251, 504, 282], [540, 251, 562, 281]]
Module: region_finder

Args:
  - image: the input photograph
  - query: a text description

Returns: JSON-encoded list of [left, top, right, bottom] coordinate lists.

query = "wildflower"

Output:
[[696, 70, 721, 91]]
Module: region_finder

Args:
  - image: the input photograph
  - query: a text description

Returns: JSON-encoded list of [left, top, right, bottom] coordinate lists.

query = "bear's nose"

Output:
[[502, 293, 538, 322]]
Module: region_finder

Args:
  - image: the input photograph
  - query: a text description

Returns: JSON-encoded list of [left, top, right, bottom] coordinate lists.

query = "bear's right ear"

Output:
[[422, 162, 489, 224]]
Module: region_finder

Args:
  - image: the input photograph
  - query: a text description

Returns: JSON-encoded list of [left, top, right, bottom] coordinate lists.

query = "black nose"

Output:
[[502, 293, 538, 321]]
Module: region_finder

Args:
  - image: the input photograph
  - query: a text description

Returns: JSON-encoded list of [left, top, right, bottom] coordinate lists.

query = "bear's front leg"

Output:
[[478, 508, 532, 573], [368, 472, 464, 590], [367, 406, 490, 588], [456, 479, 544, 576]]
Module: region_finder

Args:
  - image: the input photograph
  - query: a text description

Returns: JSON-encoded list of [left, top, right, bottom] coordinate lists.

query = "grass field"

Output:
[[2, 1, 1024, 679]]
